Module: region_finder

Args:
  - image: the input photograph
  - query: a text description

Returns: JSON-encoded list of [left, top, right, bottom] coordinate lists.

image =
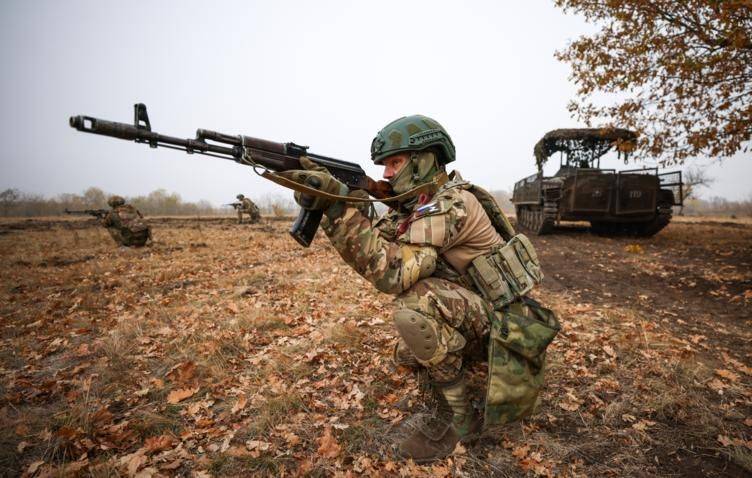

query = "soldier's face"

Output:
[[382, 154, 410, 180]]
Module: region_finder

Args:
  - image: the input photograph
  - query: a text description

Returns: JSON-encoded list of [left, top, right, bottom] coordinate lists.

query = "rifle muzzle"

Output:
[[70, 115, 143, 141]]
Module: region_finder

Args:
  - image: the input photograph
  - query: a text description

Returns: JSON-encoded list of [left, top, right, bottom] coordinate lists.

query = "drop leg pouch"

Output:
[[484, 300, 560, 426]]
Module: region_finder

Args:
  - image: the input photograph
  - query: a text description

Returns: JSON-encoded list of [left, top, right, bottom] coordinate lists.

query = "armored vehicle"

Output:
[[512, 128, 683, 236]]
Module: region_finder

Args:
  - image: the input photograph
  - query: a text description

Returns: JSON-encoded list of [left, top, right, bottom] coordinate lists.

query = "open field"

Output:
[[1, 215, 750, 477]]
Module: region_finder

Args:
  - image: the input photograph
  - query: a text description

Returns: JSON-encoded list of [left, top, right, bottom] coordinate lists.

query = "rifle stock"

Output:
[[70, 104, 392, 246]]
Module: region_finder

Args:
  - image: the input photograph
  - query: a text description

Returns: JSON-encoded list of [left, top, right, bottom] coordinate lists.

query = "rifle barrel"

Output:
[[69, 112, 369, 187], [68, 103, 396, 248], [69, 116, 238, 160]]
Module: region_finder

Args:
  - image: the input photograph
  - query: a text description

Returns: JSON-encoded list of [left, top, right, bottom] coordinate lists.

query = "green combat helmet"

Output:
[[108, 195, 125, 208], [370, 115, 456, 165], [371, 115, 456, 196], [236, 194, 245, 200]]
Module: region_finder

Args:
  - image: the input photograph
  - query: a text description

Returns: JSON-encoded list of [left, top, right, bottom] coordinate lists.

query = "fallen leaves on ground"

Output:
[[1, 216, 750, 477]]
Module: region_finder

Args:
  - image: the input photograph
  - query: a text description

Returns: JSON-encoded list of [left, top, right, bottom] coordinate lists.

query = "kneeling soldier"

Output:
[[102, 195, 151, 247], [288, 115, 559, 462], [236, 194, 261, 224]]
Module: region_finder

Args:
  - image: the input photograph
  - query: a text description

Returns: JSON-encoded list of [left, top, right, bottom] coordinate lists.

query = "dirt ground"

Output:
[[0, 215, 750, 477]]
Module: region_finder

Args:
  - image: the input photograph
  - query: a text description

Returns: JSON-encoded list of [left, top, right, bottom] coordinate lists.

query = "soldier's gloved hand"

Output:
[[289, 156, 349, 218]]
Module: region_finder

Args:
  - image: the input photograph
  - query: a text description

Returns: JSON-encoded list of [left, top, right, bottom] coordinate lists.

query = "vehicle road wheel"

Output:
[[633, 205, 673, 237], [517, 205, 554, 235]]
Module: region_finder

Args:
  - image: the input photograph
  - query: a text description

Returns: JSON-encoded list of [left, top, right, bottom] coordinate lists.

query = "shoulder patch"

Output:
[[411, 187, 460, 219], [400, 189, 466, 247], [415, 201, 441, 217]]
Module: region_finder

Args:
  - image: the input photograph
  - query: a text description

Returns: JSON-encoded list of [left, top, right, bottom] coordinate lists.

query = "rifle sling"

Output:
[[261, 170, 448, 204]]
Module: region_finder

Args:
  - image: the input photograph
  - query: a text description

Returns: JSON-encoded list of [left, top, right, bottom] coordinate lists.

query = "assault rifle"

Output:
[[65, 208, 109, 219], [224, 202, 243, 210], [69, 103, 395, 247]]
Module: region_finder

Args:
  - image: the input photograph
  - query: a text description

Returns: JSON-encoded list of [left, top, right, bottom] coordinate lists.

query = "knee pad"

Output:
[[393, 309, 466, 366], [392, 339, 420, 368]]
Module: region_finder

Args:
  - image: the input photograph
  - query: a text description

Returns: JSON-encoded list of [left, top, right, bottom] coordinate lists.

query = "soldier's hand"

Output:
[[288, 156, 349, 217]]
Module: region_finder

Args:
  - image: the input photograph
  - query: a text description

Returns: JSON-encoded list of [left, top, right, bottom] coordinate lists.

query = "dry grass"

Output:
[[0, 217, 749, 477]]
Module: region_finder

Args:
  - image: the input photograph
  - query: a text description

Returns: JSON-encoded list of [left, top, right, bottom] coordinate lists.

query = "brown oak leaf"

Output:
[[144, 434, 175, 454], [316, 427, 341, 459], [167, 387, 199, 404], [231, 394, 248, 414]]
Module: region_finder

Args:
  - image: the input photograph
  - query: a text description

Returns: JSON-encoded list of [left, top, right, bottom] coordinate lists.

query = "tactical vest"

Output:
[[433, 174, 560, 427], [433, 172, 515, 239], [432, 174, 540, 306]]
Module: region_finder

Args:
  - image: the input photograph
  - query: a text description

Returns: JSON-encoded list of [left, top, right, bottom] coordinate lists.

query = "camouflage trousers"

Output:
[[106, 226, 150, 247], [393, 277, 491, 383], [392, 277, 547, 426], [237, 209, 260, 224]]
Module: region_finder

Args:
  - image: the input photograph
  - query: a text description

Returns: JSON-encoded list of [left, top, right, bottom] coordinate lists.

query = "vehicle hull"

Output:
[[512, 168, 682, 236]]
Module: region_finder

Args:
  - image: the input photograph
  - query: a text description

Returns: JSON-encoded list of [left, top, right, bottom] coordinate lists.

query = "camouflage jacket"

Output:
[[322, 171, 504, 295], [103, 204, 149, 233], [240, 198, 258, 213]]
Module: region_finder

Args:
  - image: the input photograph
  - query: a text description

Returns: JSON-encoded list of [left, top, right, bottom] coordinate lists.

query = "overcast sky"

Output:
[[1, 0, 749, 205]]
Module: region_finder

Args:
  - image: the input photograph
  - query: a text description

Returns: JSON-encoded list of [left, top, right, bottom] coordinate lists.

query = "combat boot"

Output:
[[397, 377, 481, 464]]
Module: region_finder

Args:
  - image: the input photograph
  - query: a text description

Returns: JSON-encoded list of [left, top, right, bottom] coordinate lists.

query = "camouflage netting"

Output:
[[533, 128, 637, 170]]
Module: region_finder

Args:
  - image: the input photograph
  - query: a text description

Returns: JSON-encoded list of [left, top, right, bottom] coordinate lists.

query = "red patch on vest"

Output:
[[397, 219, 410, 236]]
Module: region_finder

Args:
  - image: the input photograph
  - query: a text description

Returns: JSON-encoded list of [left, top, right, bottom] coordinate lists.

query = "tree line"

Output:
[[3, 186, 745, 219], [682, 195, 752, 218], [0, 187, 515, 218], [0, 187, 251, 217]]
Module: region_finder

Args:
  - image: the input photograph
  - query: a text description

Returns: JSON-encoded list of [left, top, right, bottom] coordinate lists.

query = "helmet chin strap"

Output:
[[411, 152, 420, 183]]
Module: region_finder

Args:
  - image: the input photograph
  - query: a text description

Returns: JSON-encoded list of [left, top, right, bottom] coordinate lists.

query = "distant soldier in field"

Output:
[[102, 195, 151, 247], [235, 194, 261, 224], [285, 115, 559, 462]]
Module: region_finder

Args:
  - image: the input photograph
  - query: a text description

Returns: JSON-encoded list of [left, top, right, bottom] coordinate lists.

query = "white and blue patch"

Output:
[[415, 202, 440, 217]]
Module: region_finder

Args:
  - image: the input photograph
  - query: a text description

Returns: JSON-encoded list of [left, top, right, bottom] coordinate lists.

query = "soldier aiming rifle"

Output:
[[69, 104, 560, 462], [284, 116, 560, 461], [66, 196, 152, 248], [227, 194, 260, 224]]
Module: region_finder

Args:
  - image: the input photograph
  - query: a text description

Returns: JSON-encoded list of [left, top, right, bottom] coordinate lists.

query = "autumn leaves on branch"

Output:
[[555, 0, 751, 165]]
